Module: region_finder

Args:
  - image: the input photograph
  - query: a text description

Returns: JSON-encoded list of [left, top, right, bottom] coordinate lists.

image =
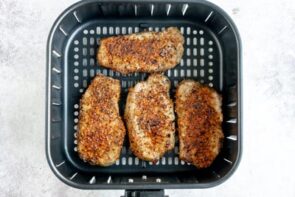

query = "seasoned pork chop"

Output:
[[175, 80, 223, 168], [77, 74, 126, 166], [97, 27, 184, 74], [124, 74, 175, 162]]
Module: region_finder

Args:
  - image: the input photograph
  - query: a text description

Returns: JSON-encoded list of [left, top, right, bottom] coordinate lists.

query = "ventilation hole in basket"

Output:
[[181, 160, 185, 165], [180, 69, 185, 77], [186, 59, 191, 66], [200, 79, 204, 83], [174, 69, 178, 77], [186, 27, 191, 35], [209, 61, 213, 66], [74, 47, 79, 52], [122, 157, 126, 165], [74, 76, 79, 80], [168, 157, 173, 165], [161, 27, 165, 31], [193, 70, 198, 77], [149, 161, 153, 165], [96, 27, 101, 34], [193, 29, 197, 35], [109, 70, 114, 77], [74, 104, 79, 109], [122, 81, 126, 88], [83, 80, 87, 88], [128, 157, 133, 165], [186, 48, 191, 56], [74, 147, 77, 152], [79, 89, 84, 93], [74, 40, 79, 45], [74, 118, 78, 123], [83, 29, 88, 35], [193, 59, 197, 66], [200, 37, 204, 45], [102, 27, 107, 34], [109, 27, 113, 35], [186, 69, 191, 77], [208, 76, 213, 81], [155, 27, 160, 32], [115, 27, 120, 34], [166, 4, 171, 16], [115, 159, 120, 165], [186, 37, 190, 45], [74, 111, 79, 116], [193, 38, 197, 45], [90, 58, 95, 66], [134, 27, 139, 33], [200, 59, 205, 66], [74, 54, 79, 59], [74, 68, 79, 73], [83, 37, 87, 45], [128, 27, 133, 34], [74, 140, 78, 145], [180, 59, 184, 66], [174, 80, 178, 87], [74, 61, 79, 66], [121, 27, 126, 34], [209, 55, 213, 59], [209, 68, 213, 73], [89, 37, 95, 45], [83, 69, 88, 77], [82, 48, 87, 56], [180, 27, 184, 34], [89, 48, 95, 56], [182, 4, 189, 15], [74, 132, 77, 138], [209, 83, 213, 87], [74, 83, 79, 88], [200, 48, 204, 56], [90, 69, 95, 77], [174, 157, 179, 165], [208, 40, 213, 45], [74, 125, 77, 131], [96, 38, 100, 45], [200, 69, 205, 77], [208, 47, 213, 52], [135, 157, 139, 165], [103, 69, 108, 75], [193, 48, 198, 56], [161, 157, 166, 165], [199, 30, 204, 35], [82, 58, 87, 66], [148, 27, 153, 31], [167, 70, 171, 77]]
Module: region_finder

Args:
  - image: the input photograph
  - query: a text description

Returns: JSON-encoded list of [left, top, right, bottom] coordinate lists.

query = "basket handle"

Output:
[[122, 190, 167, 197]]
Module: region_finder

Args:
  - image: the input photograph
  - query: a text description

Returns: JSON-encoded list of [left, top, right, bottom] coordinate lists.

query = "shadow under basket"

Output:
[[46, 0, 242, 195]]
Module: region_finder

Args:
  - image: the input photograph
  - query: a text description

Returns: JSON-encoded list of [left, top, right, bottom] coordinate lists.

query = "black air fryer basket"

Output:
[[46, 0, 242, 195]]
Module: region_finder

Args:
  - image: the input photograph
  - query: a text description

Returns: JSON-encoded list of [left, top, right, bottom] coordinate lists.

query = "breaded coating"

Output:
[[175, 80, 223, 168], [97, 27, 184, 74], [77, 74, 126, 166], [124, 74, 175, 162]]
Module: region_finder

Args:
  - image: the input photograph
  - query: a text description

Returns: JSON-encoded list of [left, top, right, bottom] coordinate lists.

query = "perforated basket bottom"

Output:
[[64, 20, 222, 173]]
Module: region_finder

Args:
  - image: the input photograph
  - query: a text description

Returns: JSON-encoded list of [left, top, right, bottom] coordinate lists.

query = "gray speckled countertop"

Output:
[[0, 0, 295, 196]]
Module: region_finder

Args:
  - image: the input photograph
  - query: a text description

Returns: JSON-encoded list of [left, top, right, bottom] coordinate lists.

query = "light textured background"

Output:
[[0, 0, 295, 196]]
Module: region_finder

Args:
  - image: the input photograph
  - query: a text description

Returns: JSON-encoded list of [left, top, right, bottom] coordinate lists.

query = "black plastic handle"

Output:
[[122, 190, 168, 197]]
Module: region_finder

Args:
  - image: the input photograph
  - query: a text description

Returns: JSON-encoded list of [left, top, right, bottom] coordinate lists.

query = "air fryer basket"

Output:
[[46, 0, 242, 193]]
